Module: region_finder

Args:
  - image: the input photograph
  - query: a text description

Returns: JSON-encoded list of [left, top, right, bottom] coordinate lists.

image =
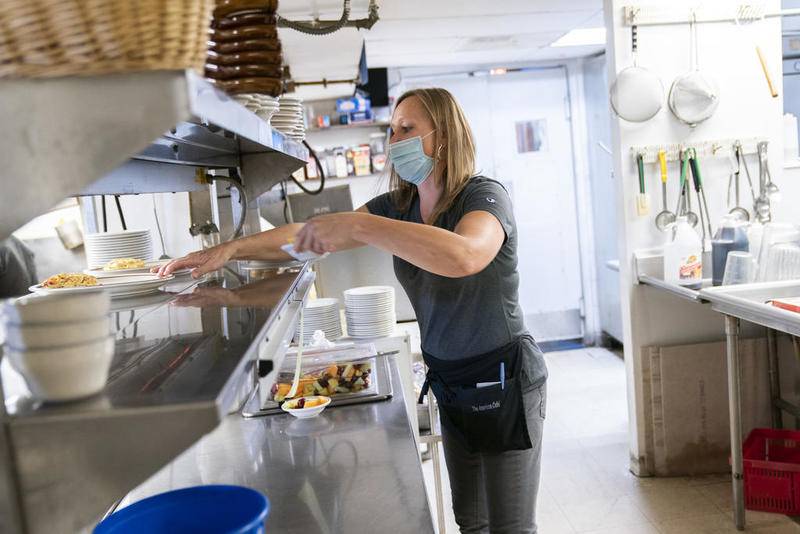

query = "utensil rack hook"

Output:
[[622, 3, 800, 27], [630, 137, 767, 164]]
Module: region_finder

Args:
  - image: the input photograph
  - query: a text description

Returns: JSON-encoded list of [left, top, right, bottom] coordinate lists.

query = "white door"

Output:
[[403, 69, 585, 341], [583, 55, 623, 343], [486, 70, 584, 341]]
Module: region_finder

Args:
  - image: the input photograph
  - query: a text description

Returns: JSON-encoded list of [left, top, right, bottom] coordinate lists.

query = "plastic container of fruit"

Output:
[[270, 344, 378, 403], [281, 396, 331, 419]]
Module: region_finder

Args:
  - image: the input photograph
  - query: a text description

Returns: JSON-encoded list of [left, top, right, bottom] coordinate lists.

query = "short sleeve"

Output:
[[365, 192, 395, 218], [460, 179, 514, 238]]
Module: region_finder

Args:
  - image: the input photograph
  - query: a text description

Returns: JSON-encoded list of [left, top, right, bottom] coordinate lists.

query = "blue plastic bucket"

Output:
[[94, 485, 269, 534]]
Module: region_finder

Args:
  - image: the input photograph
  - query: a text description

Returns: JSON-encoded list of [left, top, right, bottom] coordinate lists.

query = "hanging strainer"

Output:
[[669, 14, 720, 127]]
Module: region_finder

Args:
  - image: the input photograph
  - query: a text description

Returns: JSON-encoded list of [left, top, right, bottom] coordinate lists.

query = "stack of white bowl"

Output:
[[0, 291, 115, 402], [344, 286, 396, 339], [272, 95, 306, 142], [294, 298, 342, 343], [85, 229, 153, 270], [233, 93, 280, 122]]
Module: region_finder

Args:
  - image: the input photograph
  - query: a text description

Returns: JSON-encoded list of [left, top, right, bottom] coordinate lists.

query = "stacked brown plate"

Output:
[[206, 0, 283, 97]]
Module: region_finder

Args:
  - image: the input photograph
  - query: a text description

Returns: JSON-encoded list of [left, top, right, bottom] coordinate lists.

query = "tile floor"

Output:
[[420, 347, 800, 534]]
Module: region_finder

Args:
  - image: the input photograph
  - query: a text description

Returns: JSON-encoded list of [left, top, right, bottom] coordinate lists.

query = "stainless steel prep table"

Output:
[[2, 263, 313, 532], [637, 263, 800, 530], [636, 253, 800, 531], [123, 354, 435, 534], [699, 281, 800, 531]]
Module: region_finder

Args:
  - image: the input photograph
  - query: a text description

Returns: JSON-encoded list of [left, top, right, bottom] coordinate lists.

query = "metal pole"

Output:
[[766, 328, 783, 428], [792, 337, 800, 429], [725, 315, 745, 531], [428, 397, 446, 534]]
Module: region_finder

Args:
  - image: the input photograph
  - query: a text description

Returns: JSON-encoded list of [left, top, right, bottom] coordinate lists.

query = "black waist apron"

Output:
[[418, 335, 532, 454]]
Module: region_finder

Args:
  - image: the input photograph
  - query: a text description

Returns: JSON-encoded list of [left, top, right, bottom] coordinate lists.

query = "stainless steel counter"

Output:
[[124, 355, 435, 534], [634, 250, 713, 303], [1, 264, 316, 533], [700, 281, 800, 336]]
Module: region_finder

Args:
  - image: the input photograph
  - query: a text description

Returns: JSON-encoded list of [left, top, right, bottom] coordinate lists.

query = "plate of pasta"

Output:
[[30, 273, 174, 298], [84, 259, 190, 278]]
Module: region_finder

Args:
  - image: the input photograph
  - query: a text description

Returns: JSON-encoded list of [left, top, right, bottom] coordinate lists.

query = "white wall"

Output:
[[604, 0, 791, 474], [91, 192, 197, 259]]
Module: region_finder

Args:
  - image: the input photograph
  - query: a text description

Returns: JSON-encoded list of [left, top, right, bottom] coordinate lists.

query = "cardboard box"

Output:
[[644, 336, 800, 476]]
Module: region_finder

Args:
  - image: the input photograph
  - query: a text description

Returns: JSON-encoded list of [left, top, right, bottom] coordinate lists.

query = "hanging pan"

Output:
[[669, 14, 720, 127], [609, 25, 664, 123]]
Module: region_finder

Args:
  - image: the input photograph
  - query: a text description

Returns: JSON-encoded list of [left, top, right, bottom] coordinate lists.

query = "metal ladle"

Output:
[[761, 144, 780, 199], [755, 141, 774, 223], [655, 149, 676, 231], [728, 144, 750, 222], [737, 142, 758, 204]]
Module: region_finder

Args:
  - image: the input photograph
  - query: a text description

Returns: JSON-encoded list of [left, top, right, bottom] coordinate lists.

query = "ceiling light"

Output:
[[490, 68, 508, 76], [550, 27, 606, 47]]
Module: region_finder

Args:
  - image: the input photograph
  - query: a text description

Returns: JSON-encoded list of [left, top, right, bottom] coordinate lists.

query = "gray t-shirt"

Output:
[[366, 177, 547, 388]]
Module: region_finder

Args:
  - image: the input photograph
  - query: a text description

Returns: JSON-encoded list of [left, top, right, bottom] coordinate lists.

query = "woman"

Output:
[[159, 88, 548, 534]]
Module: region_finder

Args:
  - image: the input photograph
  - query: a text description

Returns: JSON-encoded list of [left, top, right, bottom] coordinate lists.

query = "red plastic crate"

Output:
[[741, 428, 800, 515]]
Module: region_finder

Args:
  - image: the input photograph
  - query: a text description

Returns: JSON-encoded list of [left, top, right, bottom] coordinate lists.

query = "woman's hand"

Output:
[[154, 242, 236, 279], [171, 286, 242, 308], [293, 212, 369, 254]]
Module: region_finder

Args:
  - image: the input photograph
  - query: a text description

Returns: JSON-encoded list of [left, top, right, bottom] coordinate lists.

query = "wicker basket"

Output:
[[0, 0, 214, 79]]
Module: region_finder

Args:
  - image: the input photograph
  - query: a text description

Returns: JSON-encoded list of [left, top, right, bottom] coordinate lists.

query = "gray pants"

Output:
[[441, 383, 545, 534]]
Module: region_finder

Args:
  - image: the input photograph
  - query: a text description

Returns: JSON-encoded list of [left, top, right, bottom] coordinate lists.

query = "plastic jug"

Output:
[[712, 214, 749, 286], [664, 216, 703, 289]]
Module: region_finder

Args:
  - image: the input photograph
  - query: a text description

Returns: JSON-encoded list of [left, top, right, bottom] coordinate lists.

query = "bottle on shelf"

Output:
[[711, 214, 749, 286], [664, 216, 703, 289], [345, 147, 355, 176], [369, 132, 387, 173], [333, 148, 348, 178]]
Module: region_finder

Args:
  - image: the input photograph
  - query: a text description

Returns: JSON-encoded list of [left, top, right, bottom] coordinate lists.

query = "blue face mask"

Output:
[[388, 130, 436, 186]]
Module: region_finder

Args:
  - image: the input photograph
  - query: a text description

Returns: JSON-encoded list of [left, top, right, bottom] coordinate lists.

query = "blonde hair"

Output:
[[389, 88, 476, 225]]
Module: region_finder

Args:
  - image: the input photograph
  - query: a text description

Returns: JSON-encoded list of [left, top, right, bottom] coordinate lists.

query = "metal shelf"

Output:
[[637, 273, 712, 303], [0, 70, 308, 240], [634, 250, 712, 303], [306, 120, 390, 133]]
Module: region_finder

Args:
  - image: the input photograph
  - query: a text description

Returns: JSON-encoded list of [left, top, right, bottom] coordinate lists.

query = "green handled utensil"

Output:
[[636, 153, 650, 216], [689, 148, 713, 247], [675, 150, 699, 227]]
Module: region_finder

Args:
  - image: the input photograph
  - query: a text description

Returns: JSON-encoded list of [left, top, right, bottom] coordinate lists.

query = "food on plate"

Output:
[[284, 396, 328, 409], [42, 273, 98, 289], [103, 258, 146, 271], [271, 361, 372, 401]]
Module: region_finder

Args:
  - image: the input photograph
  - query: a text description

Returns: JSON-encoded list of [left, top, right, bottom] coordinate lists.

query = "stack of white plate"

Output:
[[295, 298, 342, 342], [85, 230, 153, 269], [272, 95, 306, 142], [233, 93, 279, 122], [344, 286, 396, 339]]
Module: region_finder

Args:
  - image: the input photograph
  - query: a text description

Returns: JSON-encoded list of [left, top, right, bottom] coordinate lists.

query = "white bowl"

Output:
[[1, 291, 110, 325], [281, 396, 331, 419], [4, 316, 111, 350], [5, 335, 115, 402]]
